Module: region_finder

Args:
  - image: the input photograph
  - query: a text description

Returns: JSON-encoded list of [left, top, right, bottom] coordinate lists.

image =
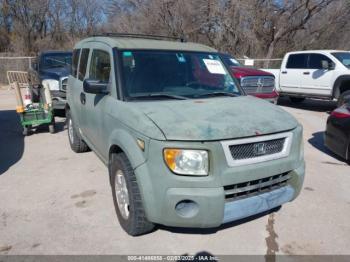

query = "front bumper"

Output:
[[134, 126, 304, 228], [136, 162, 304, 228], [252, 91, 279, 104]]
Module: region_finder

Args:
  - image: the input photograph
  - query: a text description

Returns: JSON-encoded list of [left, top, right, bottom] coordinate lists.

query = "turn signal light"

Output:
[[16, 106, 24, 113]]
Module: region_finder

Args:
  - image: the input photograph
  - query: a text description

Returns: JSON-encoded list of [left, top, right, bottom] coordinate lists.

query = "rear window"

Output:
[[72, 49, 80, 77], [78, 48, 90, 81], [286, 54, 308, 69], [220, 54, 241, 66]]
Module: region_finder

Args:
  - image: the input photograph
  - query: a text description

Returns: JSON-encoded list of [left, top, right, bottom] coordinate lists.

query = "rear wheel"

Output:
[[289, 97, 305, 103], [49, 117, 55, 134], [337, 90, 350, 107], [23, 126, 30, 136], [110, 153, 154, 236], [66, 110, 89, 153]]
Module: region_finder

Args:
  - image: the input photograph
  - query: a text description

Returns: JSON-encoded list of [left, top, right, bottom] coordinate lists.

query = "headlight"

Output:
[[163, 149, 209, 176], [42, 79, 59, 91]]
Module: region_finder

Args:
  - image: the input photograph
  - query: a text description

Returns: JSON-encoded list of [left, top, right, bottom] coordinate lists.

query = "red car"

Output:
[[220, 53, 279, 104]]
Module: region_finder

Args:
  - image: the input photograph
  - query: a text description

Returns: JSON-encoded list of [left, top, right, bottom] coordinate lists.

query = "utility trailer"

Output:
[[7, 71, 55, 136]]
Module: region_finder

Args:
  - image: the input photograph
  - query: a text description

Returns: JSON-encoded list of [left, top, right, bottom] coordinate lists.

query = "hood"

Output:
[[39, 67, 70, 81], [230, 66, 273, 78], [132, 96, 298, 141]]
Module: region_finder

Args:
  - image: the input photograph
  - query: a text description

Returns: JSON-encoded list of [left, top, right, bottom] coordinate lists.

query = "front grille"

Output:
[[229, 138, 285, 160], [241, 76, 275, 94], [224, 172, 291, 202], [60, 77, 68, 92]]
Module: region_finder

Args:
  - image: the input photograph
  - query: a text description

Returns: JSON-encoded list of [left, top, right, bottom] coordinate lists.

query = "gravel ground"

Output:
[[0, 89, 349, 256]]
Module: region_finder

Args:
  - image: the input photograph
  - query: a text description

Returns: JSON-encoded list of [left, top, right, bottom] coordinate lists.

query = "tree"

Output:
[[4, 0, 50, 53]]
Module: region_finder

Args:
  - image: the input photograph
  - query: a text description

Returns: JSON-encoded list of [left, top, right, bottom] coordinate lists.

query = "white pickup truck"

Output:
[[264, 50, 350, 106]]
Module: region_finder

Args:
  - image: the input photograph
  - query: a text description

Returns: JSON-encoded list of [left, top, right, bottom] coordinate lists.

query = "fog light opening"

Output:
[[175, 200, 199, 218]]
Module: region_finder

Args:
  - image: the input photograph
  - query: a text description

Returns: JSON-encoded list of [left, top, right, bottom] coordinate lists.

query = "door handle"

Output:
[[80, 92, 86, 105], [303, 72, 310, 75], [281, 71, 287, 74]]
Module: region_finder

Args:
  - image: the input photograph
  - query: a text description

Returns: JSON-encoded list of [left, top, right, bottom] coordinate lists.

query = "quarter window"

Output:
[[286, 54, 308, 69], [308, 54, 333, 69], [72, 49, 81, 78], [89, 50, 111, 82], [78, 48, 90, 81]]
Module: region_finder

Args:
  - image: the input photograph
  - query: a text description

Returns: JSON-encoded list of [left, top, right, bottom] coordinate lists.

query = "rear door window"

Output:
[[286, 54, 308, 69], [72, 49, 81, 77], [78, 48, 90, 81], [308, 54, 333, 69], [89, 50, 111, 82]]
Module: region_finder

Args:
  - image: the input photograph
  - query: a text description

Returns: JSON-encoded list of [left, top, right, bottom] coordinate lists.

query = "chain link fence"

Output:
[[237, 59, 283, 69], [0, 54, 35, 87]]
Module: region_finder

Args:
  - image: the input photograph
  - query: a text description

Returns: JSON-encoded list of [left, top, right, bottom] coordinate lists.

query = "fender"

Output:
[[107, 129, 158, 221], [332, 75, 350, 99], [108, 128, 149, 170]]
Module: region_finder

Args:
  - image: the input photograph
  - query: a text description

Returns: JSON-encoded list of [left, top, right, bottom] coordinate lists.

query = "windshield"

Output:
[[119, 50, 242, 100], [332, 52, 350, 68], [220, 53, 242, 67], [41, 53, 72, 69]]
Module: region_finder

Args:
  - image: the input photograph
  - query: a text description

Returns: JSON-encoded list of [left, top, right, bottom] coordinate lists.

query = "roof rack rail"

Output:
[[90, 33, 187, 42]]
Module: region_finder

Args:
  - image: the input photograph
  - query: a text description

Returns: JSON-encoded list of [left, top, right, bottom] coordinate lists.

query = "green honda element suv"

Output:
[[66, 33, 305, 236]]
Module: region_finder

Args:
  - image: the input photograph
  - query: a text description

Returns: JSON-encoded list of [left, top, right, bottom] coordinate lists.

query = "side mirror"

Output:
[[321, 60, 335, 70], [321, 60, 329, 70], [83, 79, 108, 94]]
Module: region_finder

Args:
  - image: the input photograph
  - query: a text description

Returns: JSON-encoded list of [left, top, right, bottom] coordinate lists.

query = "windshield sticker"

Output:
[[176, 53, 186, 63], [123, 51, 133, 57], [203, 59, 226, 74]]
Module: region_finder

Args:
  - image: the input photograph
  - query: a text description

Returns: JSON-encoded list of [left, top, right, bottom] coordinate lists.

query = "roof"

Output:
[[286, 50, 349, 55], [75, 36, 217, 52]]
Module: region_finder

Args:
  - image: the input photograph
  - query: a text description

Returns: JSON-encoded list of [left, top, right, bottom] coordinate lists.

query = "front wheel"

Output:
[[23, 126, 30, 136], [110, 153, 154, 236], [337, 90, 350, 107]]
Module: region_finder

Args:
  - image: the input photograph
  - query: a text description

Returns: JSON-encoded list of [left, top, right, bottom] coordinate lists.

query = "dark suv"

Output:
[[32, 51, 72, 110]]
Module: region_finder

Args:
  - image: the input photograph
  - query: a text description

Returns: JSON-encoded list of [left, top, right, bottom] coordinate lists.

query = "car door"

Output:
[[300, 53, 335, 96], [74, 47, 91, 141], [67, 48, 82, 125], [81, 44, 112, 159], [280, 53, 308, 94]]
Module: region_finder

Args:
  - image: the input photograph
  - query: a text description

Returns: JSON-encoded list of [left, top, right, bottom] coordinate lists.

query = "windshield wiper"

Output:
[[195, 91, 239, 98], [129, 93, 189, 100]]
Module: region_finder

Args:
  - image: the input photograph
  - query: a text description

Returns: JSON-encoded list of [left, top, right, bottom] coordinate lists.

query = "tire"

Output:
[[49, 124, 55, 134], [289, 97, 305, 103], [347, 143, 350, 165], [337, 90, 350, 107], [23, 126, 30, 136], [110, 152, 154, 236], [66, 110, 89, 153], [49, 117, 55, 134]]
